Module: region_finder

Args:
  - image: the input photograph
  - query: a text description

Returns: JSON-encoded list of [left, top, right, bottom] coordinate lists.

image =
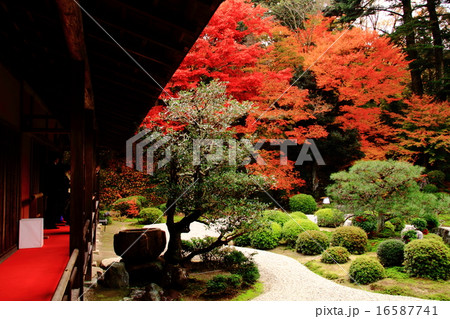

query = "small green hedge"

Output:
[[404, 239, 450, 280], [315, 208, 344, 227], [289, 211, 308, 220], [296, 230, 330, 255], [263, 210, 290, 225], [376, 239, 405, 267], [389, 217, 406, 232], [205, 274, 243, 296], [352, 212, 377, 235], [349, 256, 385, 285], [331, 226, 368, 255], [250, 226, 279, 250], [289, 194, 317, 214], [281, 219, 320, 247], [321, 246, 350, 264], [138, 207, 163, 224]]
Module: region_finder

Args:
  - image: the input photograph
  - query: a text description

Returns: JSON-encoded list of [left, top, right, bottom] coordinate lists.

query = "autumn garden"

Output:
[[93, 0, 450, 301]]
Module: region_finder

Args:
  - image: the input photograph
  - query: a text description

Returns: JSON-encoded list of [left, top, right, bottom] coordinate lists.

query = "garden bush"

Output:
[[289, 194, 317, 214], [222, 249, 260, 285], [423, 184, 438, 193], [271, 222, 282, 240], [281, 219, 320, 247], [138, 207, 163, 224], [410, 217, 427, 231], [233, 232, 252, 247], [181, 237, 225, 263], [112, 196, 147, 217], [401, 230, 418, 243], [389, 217, 406, 232], [349, 256, 385, 285], [376, 239, 405, 267], [289, 211, 308, 220], [422, 213, 440, 231], [404, 239, 450, 280], [321, 246, 350, 264], [263, 210, 290, 225], [295, 230, 330, 255], [250, 227, 279, 250], [330, 226, 368, 254], [315, 208, 344, 227], [205, 274, 243, 296], [423, 233, 444, 243], [352, 212, 377, 235]]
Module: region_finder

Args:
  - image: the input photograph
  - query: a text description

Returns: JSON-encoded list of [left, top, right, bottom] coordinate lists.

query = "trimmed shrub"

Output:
[[289, 194, 317, 214], [138, 207, 163, 224], [205, 274, 243, 296], [157, 203, 167, 212], [404, 239, 450, 280], [401, 230, 418, 243], [410, 218, 427, 231], [263, 210, 290, 225], [250, 228, 279, 250], [423, 184, 438, 193], [271, 222, 282, 240], [390, 217, 406, 232], [352, 212, 377, 235], [349, 256, 385, 285], [315, 208, 344, 227], [295, 230, 330, 255], [112, 196, 147, 217], [289, 211, 308, 220], [331, 226, 368, 254], [376, 239, 405, 267], [423, 233, 444, 243], [222, 249, 260, 285], [281, 219, 320, 247], [321, 246, 350, 264], [234, 232, 252, 247], [384, 221, 395, 233], [422, 213, 440, 231]]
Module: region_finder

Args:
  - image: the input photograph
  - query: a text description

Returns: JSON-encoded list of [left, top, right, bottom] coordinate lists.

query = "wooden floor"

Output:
[[0, 226, 70, 301]]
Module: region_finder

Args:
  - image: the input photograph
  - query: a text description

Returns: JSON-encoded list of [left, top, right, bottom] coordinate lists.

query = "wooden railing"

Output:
[[52, 248, 80, 301]]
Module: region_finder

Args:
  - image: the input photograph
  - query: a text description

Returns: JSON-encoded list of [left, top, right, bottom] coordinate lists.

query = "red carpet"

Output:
[[0, 226, 70, 301]]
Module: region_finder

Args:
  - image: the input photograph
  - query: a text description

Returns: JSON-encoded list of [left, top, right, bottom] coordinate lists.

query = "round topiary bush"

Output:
[[404, 239, 450, 280], [250, 227, 279, 250], [295, 230, 330, 255], [376, 239, 405, 267], [281, 219, 320, 247], [138, 207, 163, 224], [321, 246, 350, 264], [331, 226, 368, 255], [263, 210, 290, 226], [289, 194, 317, 214], [349, 256, 385, 285], [289, 211, 308, 220], [410, 217, 427, 231], [423, 233, 444, 243], [315, 208, 344, 227]]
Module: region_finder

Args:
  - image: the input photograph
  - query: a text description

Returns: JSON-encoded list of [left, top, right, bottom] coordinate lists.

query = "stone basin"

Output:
[[113, 228, 166, 263]]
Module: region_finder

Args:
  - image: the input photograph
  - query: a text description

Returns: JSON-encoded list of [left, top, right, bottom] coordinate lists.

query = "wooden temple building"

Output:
[[0, 0, 222, 300]]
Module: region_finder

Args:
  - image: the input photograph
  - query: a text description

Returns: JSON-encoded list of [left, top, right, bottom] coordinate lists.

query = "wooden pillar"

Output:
[[69, 60, 85, 296], [84, 109, 94, 282]]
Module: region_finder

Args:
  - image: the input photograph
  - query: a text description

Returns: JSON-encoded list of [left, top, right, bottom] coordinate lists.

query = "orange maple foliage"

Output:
[[394, 95, 450, 165]]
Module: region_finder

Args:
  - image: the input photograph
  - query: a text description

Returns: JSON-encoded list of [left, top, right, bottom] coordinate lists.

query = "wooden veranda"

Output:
[[0, 0, 222, 300]]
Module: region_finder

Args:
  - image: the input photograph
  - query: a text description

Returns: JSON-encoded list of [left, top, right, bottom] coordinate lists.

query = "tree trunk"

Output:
[[426, 0, 446, 100], [401, 0, 424, 96], [377, 213, 386, 233], [164, 224, 183, 265]]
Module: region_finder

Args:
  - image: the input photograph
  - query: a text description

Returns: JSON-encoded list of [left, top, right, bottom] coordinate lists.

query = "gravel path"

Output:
[[146, 222, 420, 301]]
